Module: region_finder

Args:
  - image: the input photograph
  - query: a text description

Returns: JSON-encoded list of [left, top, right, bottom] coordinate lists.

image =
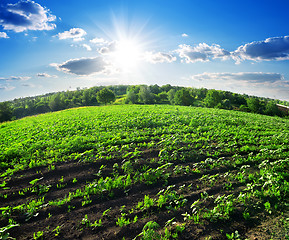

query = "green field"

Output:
[[1, 105, 289, 239]]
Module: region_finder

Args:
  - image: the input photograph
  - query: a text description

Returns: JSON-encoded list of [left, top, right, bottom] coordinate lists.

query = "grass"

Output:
[[1, 104, 289, 239]]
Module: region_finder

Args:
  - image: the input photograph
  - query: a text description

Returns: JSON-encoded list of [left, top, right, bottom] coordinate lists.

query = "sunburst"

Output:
[[112, 38, 143, 72]]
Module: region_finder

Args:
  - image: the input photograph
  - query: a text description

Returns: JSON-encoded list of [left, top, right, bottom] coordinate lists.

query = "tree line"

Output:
[[0, 84, 288, 123]]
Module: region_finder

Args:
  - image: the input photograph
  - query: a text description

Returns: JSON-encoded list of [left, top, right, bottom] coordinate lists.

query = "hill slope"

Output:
[[1, 105, 289, 239]]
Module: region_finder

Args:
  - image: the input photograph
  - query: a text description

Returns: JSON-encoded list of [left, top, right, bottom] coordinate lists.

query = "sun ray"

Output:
[[90, 11, 157, 73], [112, 38, 143, 71]]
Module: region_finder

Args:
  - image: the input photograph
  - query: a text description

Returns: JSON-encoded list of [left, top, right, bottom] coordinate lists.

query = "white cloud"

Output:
[[0, 76, 31, 81], [0, 32, 9, 38], [37, 73, 57, 78], [233, 36, 289, 63], [99, 41, 117, 54], [144, 51, 176, 63], [0, 0, 56, 32], [90, 37, 106, 44], [57, 28, 87, 42], [82, 44, 92, 51], [51, 57, 109, 76], [182, 33, 188, 37], [177, 43, 230, 63]]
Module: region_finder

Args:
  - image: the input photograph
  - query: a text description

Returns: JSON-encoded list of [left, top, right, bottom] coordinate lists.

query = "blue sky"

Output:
[[1, 0, 289, 101]]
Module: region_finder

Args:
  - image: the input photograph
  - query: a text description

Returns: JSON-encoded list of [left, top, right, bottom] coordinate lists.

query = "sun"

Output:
[[98, 13, 152, 72], [112, 38, 143, 72]]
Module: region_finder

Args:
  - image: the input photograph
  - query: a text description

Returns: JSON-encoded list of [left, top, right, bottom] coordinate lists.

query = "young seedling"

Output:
[[81, 215, 91, 227], [52, 225, 62, 236], [91, 219, 102, 228], [116, 216, 130, 227], [102, 208, 111, 217], [134, 221, 160, 240], [226, 230, 241, 240], [264, 201, 272, 214], [33, 231, 44, 240], [29, 177, 43, 185]]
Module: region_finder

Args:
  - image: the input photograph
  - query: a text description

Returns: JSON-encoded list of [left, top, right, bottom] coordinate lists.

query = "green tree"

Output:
[[49, 93, 64, 111], [195, 88, 208, 100], [35, 101, 50, 113], [149, 84, 161, 94], [138, 86, 154, 104], [204, 89, 221, 108], [167, 89, 176, 105], [231, 93, 247, 106], [82, 89, 92, 106], [127, 85, 141, 94], [264, 101, 282, 116], [161, 84, 173, 92], [220, 99, 232, 110], [12, 107, 26, 119], [157, 92, 168, 102], [25, 99, 36, 115], [125, 90, 138, 104], [96, 88, 116, 105], [247, 98, 261, 113], [0, 102, 12, 122], [174, 89, 194, 106], [239, 104, 249, 112]]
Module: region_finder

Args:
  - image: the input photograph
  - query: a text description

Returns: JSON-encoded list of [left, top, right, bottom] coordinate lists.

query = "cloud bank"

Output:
[[0, 76, 30, 91], [191, 72, 284, 83], [233, 36, 289, 62], [177, 43, 230, 63], [57, 28, 87, 42], [0, 76, 31, 81], [37, 73, 57, 78], [176, 35, 289, 64], [90, 37, 106, 44], [51, 57, 108, 76], [0, 0, 56, 32], [144, 51, 176, 63]]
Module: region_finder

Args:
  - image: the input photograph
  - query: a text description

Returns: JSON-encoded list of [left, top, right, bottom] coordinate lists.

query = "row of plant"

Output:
[[1, 105, 289, 239]]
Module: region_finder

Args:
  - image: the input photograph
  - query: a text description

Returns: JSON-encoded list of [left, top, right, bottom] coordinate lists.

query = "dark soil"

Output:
[[1, 151, 287, 240]]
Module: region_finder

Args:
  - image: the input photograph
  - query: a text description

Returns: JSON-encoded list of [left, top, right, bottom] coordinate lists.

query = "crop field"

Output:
[[1, 105, 289, 239]]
